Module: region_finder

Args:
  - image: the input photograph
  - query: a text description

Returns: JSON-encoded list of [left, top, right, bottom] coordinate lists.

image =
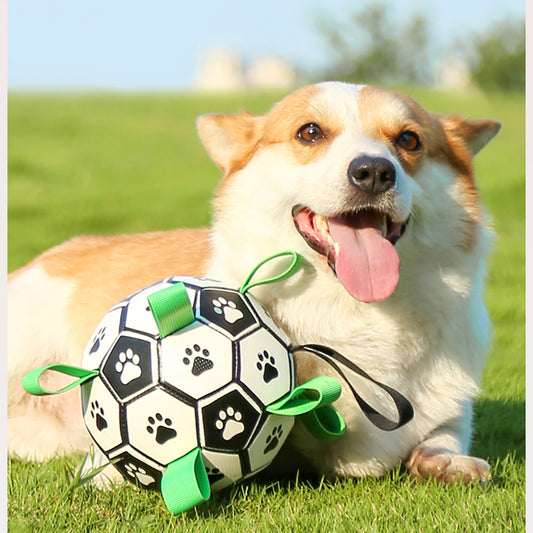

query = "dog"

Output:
[[8, 82, 501, 485]]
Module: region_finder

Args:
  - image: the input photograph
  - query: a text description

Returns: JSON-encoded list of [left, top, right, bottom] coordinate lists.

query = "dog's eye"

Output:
[[396, 131, 421, 151], [296, 123, 325, 144]]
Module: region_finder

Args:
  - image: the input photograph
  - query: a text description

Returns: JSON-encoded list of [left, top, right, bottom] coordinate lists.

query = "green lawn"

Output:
[[7, 87, 525, 532]]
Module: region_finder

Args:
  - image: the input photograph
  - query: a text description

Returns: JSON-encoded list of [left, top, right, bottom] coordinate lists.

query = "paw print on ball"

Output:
[[201, 389, 261, 452], [245, 417, 294, 473], [111, 451, 163, 489], [215, 407, 245, 441], [264, 425, 283, 454], [205, 466, 225, 484], [115, 348, 142, 385], [90, 400, 108, 431], [102, 335, 154, 400], [256, 350, 279, 383], [125, 388, 197, 465], [183, 344, 214, 376], [89, 327, 106, 355], [124, 462, 156, 486], [146, 413, 177, 445], [198, 289, 259, 340], [212, 297, 244, 324], [238, 329, 292, 407], [159, 326, 233, 400]]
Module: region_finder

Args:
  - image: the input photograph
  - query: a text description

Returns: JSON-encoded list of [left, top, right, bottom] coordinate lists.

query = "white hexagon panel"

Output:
[[159, 322, 234, 399], [81, 376, 123, 453], [122, 281, 197, 338], [245, 414, 294, 474], [238, 328, 293, 407], [201, 449, 243, 491], [82, 306, 124, 370], [125, 387, 197, 466]]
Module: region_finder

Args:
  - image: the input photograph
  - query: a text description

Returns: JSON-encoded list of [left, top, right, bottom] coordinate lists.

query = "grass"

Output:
[[7, 87, 525, 532]]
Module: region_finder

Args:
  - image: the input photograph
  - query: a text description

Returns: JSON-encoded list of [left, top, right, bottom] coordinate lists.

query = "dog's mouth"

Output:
[[292, 206, 410, 303]]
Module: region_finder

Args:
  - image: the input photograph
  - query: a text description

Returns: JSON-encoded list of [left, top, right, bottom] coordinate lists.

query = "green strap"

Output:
[[147, 282, 195, 338], [161, 447, 210, 515], [300, 407, 346, 441], [239, 251, 303, 294], [22, 364, 99, 396], [266, 376, 345, 440]]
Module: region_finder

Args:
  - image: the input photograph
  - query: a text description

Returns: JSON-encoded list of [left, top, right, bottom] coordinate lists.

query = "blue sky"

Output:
[[8, 0, 525, 89]]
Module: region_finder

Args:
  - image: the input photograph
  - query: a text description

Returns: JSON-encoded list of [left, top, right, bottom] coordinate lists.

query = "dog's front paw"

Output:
[[407, 445, 491, 484]]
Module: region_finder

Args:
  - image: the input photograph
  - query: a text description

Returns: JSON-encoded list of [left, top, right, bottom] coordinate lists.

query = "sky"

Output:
[[7, 0, 526, 90]]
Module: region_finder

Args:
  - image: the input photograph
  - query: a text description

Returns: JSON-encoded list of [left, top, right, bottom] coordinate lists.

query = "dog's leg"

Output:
[[8, 400, 89, 461], [406, 402, 490, 484], [8, 264, 89, 460]]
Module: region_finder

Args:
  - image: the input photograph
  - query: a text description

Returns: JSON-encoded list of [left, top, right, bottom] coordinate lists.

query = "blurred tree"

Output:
[[466, 19, 525, 91], [315, 3, 433, 85]]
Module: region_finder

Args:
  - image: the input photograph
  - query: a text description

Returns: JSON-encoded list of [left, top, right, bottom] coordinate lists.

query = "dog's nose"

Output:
[[348, 156, 396, 194]]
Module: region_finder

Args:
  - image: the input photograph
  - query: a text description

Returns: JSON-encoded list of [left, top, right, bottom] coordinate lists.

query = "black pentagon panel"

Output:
[[112, 450, 162, 490], [198, 288, 259, 340], [102, 335, 154, 400], [201, 389, 261, 452]]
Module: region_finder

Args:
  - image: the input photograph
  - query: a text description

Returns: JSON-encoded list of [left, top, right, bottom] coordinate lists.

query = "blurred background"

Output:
[[7, 0, 526, 269], [9, 0, 525, 92]]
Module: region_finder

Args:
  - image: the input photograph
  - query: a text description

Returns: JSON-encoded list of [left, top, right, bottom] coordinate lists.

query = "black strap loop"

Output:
[[290, 344, 414, 431]]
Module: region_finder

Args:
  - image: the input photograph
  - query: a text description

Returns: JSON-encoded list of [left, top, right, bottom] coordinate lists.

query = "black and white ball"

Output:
[[81, 276, 295, 492]]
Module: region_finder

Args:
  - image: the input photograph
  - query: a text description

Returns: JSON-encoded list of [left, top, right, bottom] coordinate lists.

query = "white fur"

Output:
[[207, 82, 493, 477], [8, 265, 90, 459]]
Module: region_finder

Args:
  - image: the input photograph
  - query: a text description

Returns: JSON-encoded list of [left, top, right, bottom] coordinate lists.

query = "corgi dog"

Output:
[[8, 82, 500, 485]]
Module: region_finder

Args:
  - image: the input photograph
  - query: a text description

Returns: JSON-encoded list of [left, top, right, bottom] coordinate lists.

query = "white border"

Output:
[[1, 0, 8, 529]]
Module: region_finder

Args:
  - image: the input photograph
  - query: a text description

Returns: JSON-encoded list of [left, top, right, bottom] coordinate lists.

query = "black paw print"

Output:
[[205, 466, 225, 484], [183, 344, 214, 376], [256, 350, 279, 383], [90, 400, 108, 431], [89, 327, 106, 354], [146, 413, 177, 444], [264, 425, 283, 454]]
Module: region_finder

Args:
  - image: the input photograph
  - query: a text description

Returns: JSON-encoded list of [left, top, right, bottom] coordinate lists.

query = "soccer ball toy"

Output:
[[22, 252, 346, 514], [81, 274, 306, 500]]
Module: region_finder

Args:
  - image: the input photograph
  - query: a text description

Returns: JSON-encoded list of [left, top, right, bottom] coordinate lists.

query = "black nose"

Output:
[[348, 156, 396, 194]]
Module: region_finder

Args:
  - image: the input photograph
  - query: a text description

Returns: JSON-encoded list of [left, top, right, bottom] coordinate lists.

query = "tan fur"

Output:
[[38, 229, 211, 355], [197, 112, 264, 175], [357, 85, 500, 251], [8, 83, 500, 486]]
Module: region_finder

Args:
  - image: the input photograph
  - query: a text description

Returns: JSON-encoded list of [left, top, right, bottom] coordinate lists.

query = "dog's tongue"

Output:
[[328, 212, 400, 303]]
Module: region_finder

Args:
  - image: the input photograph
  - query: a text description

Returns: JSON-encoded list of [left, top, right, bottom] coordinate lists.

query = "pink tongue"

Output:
[[328, 213, 400, 303]]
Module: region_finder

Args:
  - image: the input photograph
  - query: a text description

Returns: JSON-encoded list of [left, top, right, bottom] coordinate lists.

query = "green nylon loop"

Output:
[[22, 364, 99, 396], [266, 376, 345, 441], [301, 406, 346, 441], [239, 251, 303, 294], [161, 448, 211, 514], [147, 282, 195, 338], [266, 376, 342, 416]]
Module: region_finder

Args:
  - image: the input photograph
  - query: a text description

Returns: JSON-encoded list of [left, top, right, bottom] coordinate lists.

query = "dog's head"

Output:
[[197, 82, 500, 303]]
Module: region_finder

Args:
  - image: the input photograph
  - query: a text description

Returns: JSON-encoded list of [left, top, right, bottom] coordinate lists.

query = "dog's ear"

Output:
[[439, 115, 502, 156], [197, 111, 264, 175]]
